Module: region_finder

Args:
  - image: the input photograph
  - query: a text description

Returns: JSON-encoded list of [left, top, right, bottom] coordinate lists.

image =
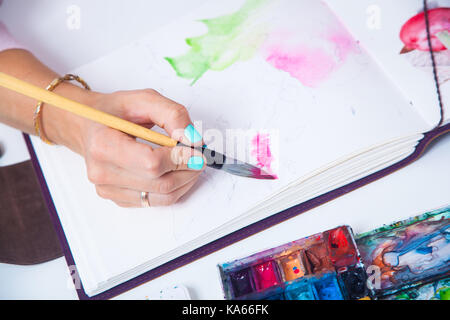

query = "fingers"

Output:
[[86, 126, 153, 174], [87, 147, 204, 207], [85, 89, 207, 208], [95, 177, 199, 207], [88, 163, 201, 194], [86, 127, 206, 179], [153, 145, 206, 173], [115, 89, 204, 146]]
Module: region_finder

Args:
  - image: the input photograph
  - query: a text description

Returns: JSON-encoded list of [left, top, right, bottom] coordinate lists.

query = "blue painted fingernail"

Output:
[[187, 156, 204, 170], [184, 124, 202, 143]]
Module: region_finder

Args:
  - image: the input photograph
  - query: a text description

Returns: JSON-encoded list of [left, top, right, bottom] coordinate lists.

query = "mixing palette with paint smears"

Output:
[[355, 205, 450, 299], [218, 226, 370, 300]]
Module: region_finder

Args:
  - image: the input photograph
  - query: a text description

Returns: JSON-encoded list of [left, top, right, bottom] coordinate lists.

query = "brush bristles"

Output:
[[221, 163, 277, 180], [198, 145, 277, 180]]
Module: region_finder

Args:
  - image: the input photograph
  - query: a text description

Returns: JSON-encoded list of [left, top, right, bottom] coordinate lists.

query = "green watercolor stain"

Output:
[[165, 0, 270, 84]]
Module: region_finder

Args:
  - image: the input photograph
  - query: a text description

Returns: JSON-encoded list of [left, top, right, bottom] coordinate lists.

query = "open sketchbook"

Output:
[[26, 0, 450, 298]]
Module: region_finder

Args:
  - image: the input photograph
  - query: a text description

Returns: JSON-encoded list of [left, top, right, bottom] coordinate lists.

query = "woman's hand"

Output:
[[52, 88, 206, 208], [0, 50, 204, 207]]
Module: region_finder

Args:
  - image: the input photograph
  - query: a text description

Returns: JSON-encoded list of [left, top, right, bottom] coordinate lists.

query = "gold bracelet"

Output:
[[33, 74, 91, 145]]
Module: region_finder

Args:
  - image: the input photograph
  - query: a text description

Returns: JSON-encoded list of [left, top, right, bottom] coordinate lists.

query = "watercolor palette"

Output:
[[218, 226, 371, 300], [218, 205, 450, 300]]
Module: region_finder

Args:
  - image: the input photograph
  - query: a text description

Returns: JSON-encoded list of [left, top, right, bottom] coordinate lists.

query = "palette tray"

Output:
[[219, 205, 450, 300], [218, 226, 372, 300], [355, 205, 450, 298]]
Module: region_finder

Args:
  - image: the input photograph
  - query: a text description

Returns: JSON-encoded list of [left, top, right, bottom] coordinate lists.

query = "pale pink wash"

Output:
[[264, 45, 336, 87], [262, 25, 358, 87]]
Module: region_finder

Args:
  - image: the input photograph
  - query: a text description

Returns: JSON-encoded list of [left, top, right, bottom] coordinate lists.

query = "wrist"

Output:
[[42, 82, 100, 155]]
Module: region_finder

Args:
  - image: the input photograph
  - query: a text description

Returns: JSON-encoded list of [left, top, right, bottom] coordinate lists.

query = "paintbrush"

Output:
[[0, 72, 275, 179]]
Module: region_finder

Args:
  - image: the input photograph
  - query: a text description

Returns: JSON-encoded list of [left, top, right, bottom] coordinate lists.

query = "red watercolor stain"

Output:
[[329, 228, 349, 249], [251, 133, 276, 176], [327, 227, 358, 268], [400, 8, 450, 52], [253, 261, 280, 290]]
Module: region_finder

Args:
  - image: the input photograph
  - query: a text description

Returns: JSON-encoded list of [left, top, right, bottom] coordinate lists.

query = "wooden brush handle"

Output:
[[0, 72, 178, 147]]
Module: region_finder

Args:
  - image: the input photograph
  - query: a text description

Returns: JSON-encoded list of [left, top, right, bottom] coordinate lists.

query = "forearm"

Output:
[[0, 49, 98, 154]]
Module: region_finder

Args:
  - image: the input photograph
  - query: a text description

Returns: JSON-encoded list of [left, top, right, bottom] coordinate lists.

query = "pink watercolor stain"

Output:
[[251, 133, 276, 176], [261, 26, 358, 88], [326, 27, 359, 62], [264, 45, 336, 87]]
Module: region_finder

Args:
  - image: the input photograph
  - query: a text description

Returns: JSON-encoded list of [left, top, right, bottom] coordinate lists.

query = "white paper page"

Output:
[[32, 0, 429, 295], [325, 0, 450, 127]]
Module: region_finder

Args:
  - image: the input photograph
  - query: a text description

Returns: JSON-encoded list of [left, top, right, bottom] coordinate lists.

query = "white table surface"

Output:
[[0, 0, 449, 300]]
